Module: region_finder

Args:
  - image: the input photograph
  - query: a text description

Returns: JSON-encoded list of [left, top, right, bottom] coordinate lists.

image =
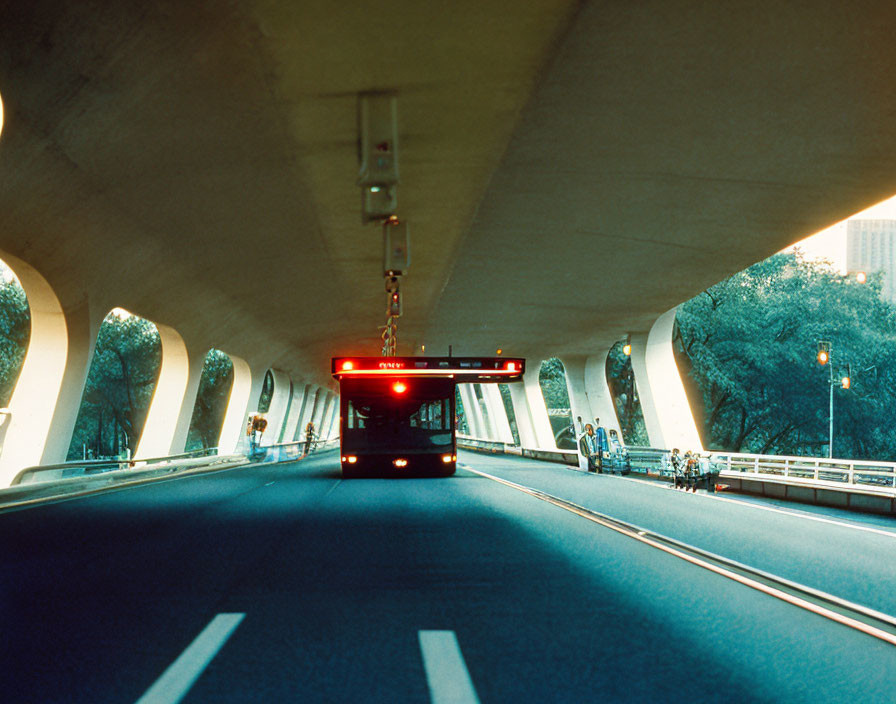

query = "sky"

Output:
[[785, 194, 896, 272]]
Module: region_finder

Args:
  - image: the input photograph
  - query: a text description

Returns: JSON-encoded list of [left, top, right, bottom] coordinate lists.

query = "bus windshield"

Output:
[[341, 379, 454, 452]]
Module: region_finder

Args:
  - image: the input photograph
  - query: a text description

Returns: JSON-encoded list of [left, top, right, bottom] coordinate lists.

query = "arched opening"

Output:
[[67, 309, 162, 460], [454, 388, 468, 433], [257, 370, 274, 413], [606, 341, 648, 446], [0, 261, 30, 407], [185, 349, 234, 451], [538, 358, 575, 450]]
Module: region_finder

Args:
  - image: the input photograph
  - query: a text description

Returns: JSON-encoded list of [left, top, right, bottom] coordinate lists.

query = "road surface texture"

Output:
[[1, 449, 893, 703]]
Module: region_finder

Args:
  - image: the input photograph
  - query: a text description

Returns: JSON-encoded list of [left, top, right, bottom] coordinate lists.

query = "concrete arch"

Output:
[[134, 322, 192, 459], [0, 254, 96, 485], [512, 363, 555, 450], [562, 353, 623, 440], [217, 355, 256, 454], [481, 384, 514, 444], [630, 307, 703, 451]]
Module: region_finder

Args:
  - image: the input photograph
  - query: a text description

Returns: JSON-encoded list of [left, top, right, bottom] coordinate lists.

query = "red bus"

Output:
[[332, 357, 525, 477]]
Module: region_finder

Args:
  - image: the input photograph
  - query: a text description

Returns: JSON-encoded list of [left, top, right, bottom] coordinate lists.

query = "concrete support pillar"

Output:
[[321, 392, 339, 440], [281, 382, 308, 443], [475, 385, 500, 440], [310, 387, 326, 430], [524, 367, 557, 449], [458, 384, 486, 438], [217, 357, 265, 455], [134, 325, 191, 460], [583, 350, 623, 439], [0, 255, 105, 485], [295, 385, 316, 440], [38, 300, 104, 467], [166, 344, 208, 455], [630, 308, 702, 451], [508, 382, 538, 449], [646, 308, 703, 451], [481, 384, 514, 444], [261, 369, 291, 446], [559, 356, 592, 439]]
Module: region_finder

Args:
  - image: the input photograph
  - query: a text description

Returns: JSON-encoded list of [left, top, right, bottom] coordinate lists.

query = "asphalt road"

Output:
[[1, 449, 894, 703]]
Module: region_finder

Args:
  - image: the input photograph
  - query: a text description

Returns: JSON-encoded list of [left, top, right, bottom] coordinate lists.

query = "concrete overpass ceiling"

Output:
[[0, 0, 578, 382], [1, 2, 895, 381], [426, 1, 896, 359]]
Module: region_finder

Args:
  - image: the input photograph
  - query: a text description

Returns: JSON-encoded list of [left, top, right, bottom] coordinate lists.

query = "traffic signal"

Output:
[[841, 376, 851, 389], [389, 290, 401, 317], [817, 341, 831, 365]]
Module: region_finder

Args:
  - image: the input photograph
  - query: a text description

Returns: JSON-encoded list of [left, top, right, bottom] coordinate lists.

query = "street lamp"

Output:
[[817, 342, 857, 459]]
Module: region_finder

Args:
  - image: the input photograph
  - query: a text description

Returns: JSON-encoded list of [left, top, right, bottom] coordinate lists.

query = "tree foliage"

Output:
[[606, 342, 649, 446], [0, 274, 30, 407], [68, 312, 161, 458], [677, 251, 896, 459], [185, 350, 234, 451]]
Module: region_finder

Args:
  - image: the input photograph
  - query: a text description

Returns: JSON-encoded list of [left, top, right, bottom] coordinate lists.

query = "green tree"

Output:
[[67, 312, 161, 458], [0, 274, 30, 406], [185, 350, 234, 450], [606, 342, 649, 446], [677, 251, 896, 459]]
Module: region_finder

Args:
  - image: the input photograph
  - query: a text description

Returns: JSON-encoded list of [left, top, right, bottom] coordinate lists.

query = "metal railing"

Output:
[[12, 447, 221, 486], [458, 433, 896, 494], [712, 452, 896, 491]]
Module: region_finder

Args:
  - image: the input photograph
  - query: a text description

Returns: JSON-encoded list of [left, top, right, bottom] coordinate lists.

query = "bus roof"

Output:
[[331, 356, 525, 382]]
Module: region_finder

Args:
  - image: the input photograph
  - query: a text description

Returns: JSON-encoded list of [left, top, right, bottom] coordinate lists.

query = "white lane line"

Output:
[[136, 613, 245, 704], [418, 630, 481, 704], [468, 468, 896, 647], [616, 473, 896, 539]]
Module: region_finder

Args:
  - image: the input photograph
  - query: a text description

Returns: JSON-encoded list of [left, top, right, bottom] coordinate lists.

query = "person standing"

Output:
[[304, 420, 316, 456], [671, 448, 684, 489], [579, 424, 601, 473], [685, 451, 699, 492]]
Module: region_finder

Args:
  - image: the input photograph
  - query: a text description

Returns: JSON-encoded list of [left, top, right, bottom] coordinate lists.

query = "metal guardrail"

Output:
[[250, 436, 340, 463], [457, 434, 896, 508], [713, 452, 896, 492], [12, 447, 221, 486]]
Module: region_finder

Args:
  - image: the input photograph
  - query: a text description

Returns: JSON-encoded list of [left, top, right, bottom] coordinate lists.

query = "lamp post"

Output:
[[817, 341, 855, 459], [817, 341, 835, 458]]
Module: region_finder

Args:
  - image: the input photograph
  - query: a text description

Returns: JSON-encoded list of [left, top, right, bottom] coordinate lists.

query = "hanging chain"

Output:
[[381, 274, 401, 356], [381, 315, 398, 356]]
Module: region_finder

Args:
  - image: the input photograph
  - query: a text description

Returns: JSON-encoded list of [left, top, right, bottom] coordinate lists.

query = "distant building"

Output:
[[846, 219, 896, 302]]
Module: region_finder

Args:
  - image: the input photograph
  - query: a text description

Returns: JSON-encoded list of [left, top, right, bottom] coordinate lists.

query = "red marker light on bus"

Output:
[[346, 455, 357, 464], [341, 360, 354, 371], [392, 381, 407, 394], [506, 362, 517, 372], [393, 458, 408, 468]]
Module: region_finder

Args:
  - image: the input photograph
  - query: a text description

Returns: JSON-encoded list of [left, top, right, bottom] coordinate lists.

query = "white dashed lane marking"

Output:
[[419, 630, 481, 704], [135, 613, 245, 704]]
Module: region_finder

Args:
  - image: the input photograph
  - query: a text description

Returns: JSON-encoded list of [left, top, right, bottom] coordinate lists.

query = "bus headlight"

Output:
[[393, 458, 408, 468]]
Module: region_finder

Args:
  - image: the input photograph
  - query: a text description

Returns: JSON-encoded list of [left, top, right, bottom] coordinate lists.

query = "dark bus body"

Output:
[[332, 356, 525, 478], [339, 376, 456, 477]]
